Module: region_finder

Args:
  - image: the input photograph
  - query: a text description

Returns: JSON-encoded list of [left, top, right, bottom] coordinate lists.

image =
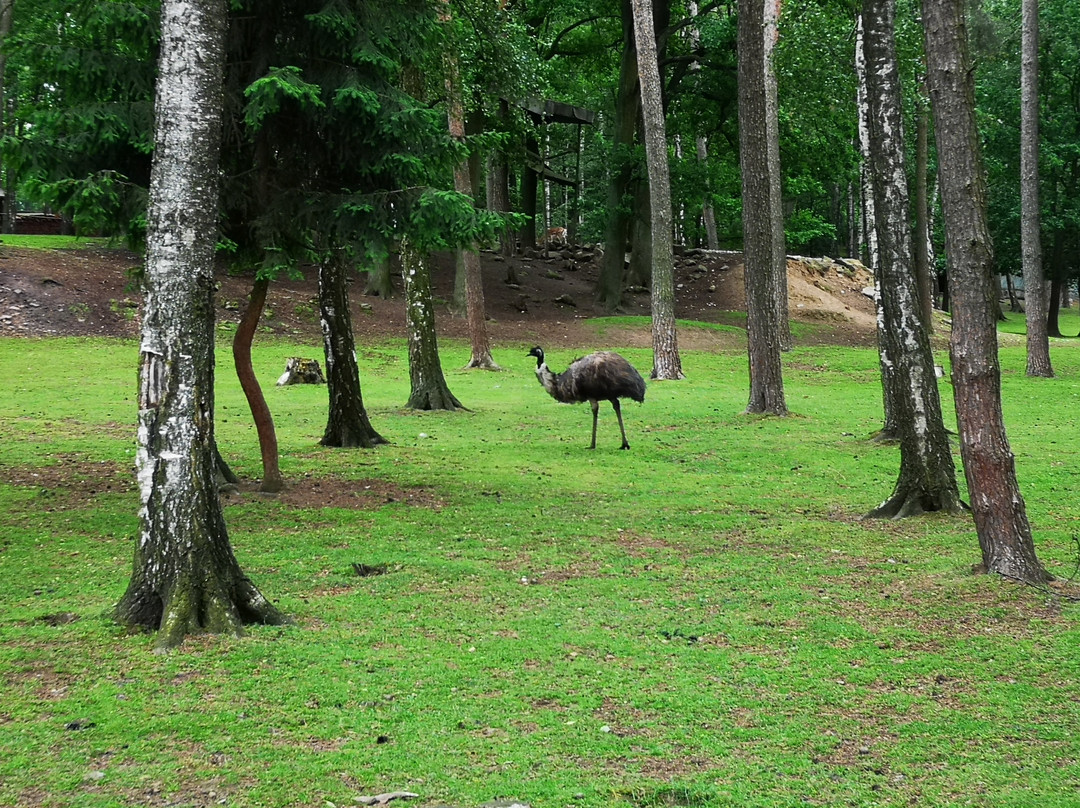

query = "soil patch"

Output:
[[0, 243, 878, 348]]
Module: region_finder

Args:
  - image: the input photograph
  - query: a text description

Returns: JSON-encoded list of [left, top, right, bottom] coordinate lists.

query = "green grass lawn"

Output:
[[1, 332, 1078, 808]]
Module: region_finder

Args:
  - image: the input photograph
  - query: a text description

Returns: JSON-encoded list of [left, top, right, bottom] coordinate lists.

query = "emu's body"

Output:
[[528, 346, 646, 449]]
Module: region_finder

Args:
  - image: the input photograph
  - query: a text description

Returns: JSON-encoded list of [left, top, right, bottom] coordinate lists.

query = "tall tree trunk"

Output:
[[401, 239, 465, 410], [923, 0, 1048, 583], [628, 178, 652, 289], [914, 88, 934, 331], [763, 0, 791, 352], [597, 0, 641, 312], [0, 0, 12, 234], [116, 0, 285, 649], [857, 15, 898, 441], [442, 2, 498, 370], [697, 137, 720, 249], [739, 0, 787, 415], [233, 275, 283, 492], [520, 146, 538, 252], [488, 100, 513, 258], [1020, 0, 1052, 376], [318, 252, 387, 448], [364, 252, 395, 298], [860, 0, 961, 518], [631, 0, 684, 381]]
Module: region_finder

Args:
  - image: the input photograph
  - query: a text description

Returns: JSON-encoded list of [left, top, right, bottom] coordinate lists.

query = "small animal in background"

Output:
[[545, 226, 568, 246], [528, 346, 646, 449]]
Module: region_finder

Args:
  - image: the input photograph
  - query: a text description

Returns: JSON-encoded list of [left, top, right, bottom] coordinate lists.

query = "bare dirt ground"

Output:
[[0, 241, 878, 348]]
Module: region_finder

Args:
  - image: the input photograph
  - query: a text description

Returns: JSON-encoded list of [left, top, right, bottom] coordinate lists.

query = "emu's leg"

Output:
[[589, 400, 599, 449], [612, 399, 630, 449]]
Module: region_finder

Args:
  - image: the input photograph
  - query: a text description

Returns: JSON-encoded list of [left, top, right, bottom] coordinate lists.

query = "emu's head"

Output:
[[528, 346, 545, 367]]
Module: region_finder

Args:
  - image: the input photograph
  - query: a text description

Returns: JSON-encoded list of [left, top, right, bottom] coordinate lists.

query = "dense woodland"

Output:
[[0, 0, 1071, 644]]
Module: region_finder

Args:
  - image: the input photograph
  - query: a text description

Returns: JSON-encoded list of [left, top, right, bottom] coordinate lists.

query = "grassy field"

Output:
[[1, 330, 1079, 808]]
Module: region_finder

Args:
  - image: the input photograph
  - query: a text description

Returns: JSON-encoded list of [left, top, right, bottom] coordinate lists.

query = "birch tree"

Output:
[[631, 0, 684, 381], [116, 0, 285, 649], [860, 0, 961, 518], [922, 0, 1048, 582]]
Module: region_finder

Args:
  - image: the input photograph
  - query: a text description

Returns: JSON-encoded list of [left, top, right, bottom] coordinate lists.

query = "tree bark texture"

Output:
[[0, 0, 13, 234], [860, 0, 962, 518], [401, 239, 466, 410], [318, 252, 387, 448], [738, 0, 787, 415], [598, 0, 641, 312], [116, 0, 285, 648], [1020, 0, 1052, 377], [631, 0, 684, 380], [914, 90, 934, 331], [697, 136, 720, 249], [856, 16, 899, 441], [442, 10, 498, 371], [922, 0, 1048, 582], [232, 275, 283, 492], [763, 0, 791, 352], [364, 252, 395, 298]]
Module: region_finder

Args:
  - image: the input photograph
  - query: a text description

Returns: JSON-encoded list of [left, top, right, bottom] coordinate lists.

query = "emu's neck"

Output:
[[535, 362, 559, 398]]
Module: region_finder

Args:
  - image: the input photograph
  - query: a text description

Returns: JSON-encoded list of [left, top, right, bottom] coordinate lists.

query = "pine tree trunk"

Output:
[[914, 90, 934, 331], [1020, 0, 1052, 377], [738, 0, 787, 415], [860, 0, 961, 518], [764, 0, 791, 352], [318, 252, 387, 448], [597, 0, 640, 313], [630, 0, 684, 381], [364, 252, 395, 298], [440, 8, 498, 371], [0, 0, 12, 234], [116, 0, 286, 649], [922, 0, 1048, 582], [696, 137, 720, 250], [233, 275, 283, 492], [401, 239, 465, 410]]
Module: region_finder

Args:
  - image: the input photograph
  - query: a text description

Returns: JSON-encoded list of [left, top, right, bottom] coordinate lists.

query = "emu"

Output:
[[528, 346, 646, 449]]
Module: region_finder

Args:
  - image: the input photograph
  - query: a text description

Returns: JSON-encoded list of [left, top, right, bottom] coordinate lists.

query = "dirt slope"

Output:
[[0, 242, 877, 347]]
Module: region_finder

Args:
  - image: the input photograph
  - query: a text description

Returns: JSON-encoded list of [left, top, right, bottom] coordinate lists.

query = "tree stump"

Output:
[[276, 358, 326, 386]]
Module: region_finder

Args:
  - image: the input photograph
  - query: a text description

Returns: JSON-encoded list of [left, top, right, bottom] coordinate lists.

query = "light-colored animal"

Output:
[[545, 226, 568, 246], [528, 346, 646, 449]]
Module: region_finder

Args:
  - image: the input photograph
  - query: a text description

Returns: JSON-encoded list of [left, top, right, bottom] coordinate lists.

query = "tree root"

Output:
[[865, 488, 967, 520]]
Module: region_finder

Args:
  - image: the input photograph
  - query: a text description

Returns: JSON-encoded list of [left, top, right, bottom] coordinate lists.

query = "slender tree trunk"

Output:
[[116, 0, 285, 649], [631, 0, 684, 381], [764, 0, 791, 352], [914, 88, 934, 331], [738, 0, 787, 414], [1020, 0, 1052, 376], [364, 252, 395, 298], [857, 16, 898, 441], [697, 137, 720, 249], [489, 100, 513, 258], [0, 0, 12, 234], [598, 0, 640, 312], [318, 252, 387, 448], [520, 147, 538, 252], [628, 179, 652, 289], [233, 275, 283, 492], [923, 0, 1048, 583], [441, 2, 498, 370], [861, 0, 961, 518], [1006, 273, 1022, 312], [401, 239, 466, 410]]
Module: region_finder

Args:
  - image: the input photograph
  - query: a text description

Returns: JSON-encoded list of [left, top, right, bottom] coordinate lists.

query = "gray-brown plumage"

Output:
[[528, 346, 646, 449]]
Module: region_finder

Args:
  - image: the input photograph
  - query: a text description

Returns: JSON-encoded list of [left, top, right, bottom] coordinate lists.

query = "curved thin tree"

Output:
[[116, 0, 285, 649]]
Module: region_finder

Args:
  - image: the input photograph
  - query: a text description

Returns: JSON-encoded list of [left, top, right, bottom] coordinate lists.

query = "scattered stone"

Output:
[[351, 562, 388, 577], [553, 294, 576, 307], [355, 792, 418, 806]]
